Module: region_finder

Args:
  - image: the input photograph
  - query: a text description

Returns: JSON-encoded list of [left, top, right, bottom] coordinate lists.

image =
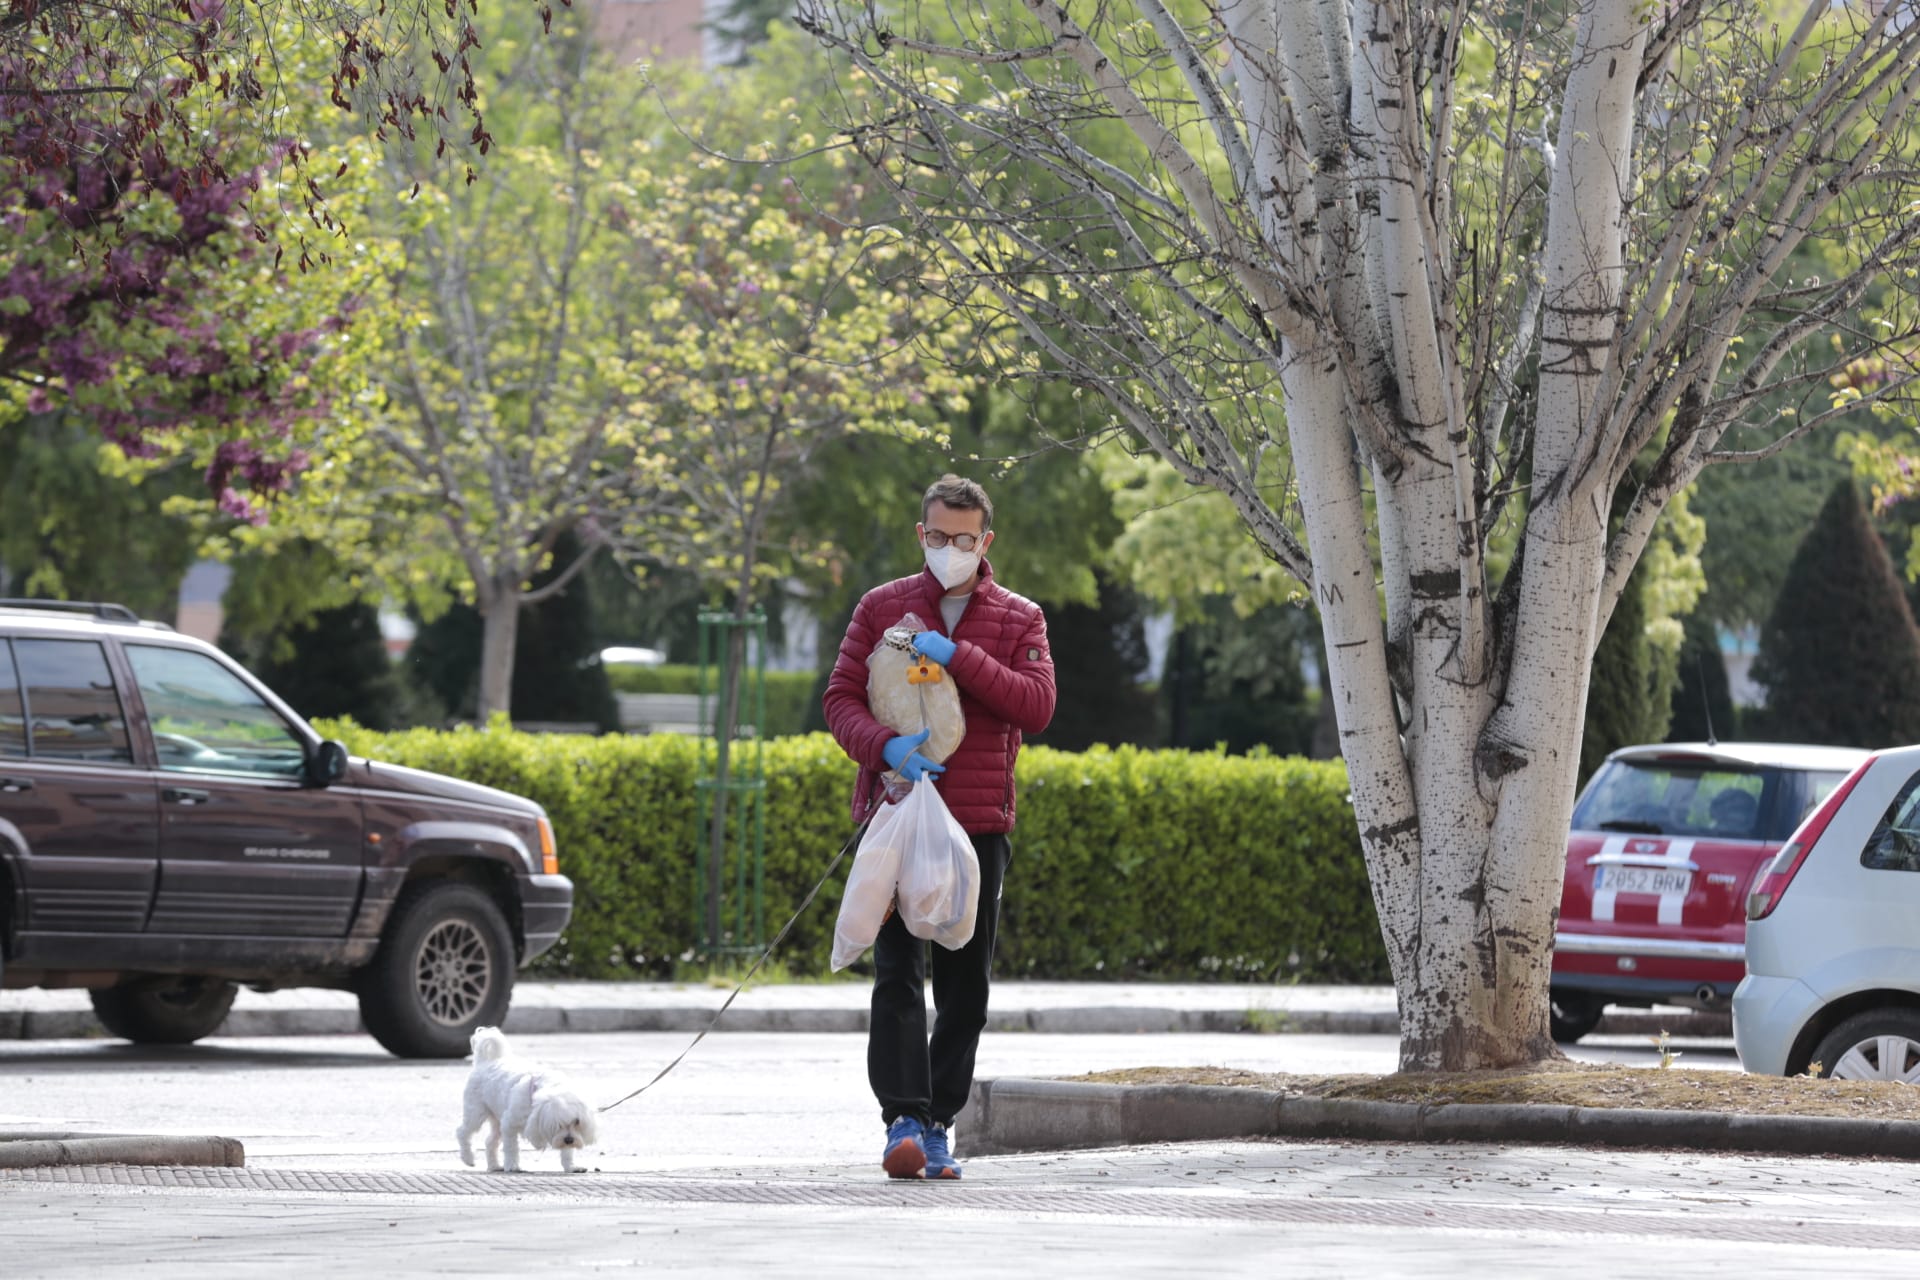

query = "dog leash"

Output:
[[599, 815, 874, 1113]]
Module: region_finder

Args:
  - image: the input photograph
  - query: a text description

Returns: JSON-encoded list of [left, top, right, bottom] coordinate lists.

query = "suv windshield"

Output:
[[1573, 759, 1782, 840]]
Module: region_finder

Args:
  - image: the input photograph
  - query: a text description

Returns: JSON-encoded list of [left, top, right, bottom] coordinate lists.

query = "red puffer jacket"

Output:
[[824, 562, 1055, 834]]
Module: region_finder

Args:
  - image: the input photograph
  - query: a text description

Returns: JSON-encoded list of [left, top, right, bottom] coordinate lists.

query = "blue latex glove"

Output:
[[882, 728, 946, 782], [910, 631, 957, 667]]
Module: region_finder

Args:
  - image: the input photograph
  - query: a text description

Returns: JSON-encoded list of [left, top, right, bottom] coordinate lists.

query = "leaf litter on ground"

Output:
[[1071, 1057, 1920, 1119]]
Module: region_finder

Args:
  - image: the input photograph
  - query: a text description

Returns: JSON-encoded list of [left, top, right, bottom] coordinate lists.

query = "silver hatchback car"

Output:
[[1734, 744, 1920, 1080]]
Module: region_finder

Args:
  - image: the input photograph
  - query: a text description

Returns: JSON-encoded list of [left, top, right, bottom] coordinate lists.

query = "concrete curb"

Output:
[[0, 1005, 1396, 1040], [0, 1133, 245, 1169], [1601, 1011, 1731, 1037], [0, 1003, 1713, 1041], [959, 1077, 1920, 1161]]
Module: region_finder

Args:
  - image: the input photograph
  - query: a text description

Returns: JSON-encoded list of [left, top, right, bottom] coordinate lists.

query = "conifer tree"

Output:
[[1030, 573, 1160, 751], [248, 603, 408, 732], [1753, 482, 1920, 749], [511, 534, 619, 733], [403, 532, 617, 731], [1666, 612, 1735, 745]]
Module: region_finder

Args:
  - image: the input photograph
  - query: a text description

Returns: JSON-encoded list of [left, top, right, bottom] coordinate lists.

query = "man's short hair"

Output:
[[922, 474, 993, 529]]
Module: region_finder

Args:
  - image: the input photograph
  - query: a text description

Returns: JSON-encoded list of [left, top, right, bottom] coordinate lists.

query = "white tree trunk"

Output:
[[1283, 0, 1647, 1070], [476, 588, 521, 724], [1456, 0, 1650, 1066], [796, 0, 1920, 1070]]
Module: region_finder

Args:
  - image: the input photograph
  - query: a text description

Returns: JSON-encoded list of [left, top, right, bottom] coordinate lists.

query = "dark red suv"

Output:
[[1551, 741, 1865, 1042], [0, 600, 573, 1057]]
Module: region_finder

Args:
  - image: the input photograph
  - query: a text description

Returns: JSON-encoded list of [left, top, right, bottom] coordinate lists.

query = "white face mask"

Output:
[[924, 543, 981, 590]]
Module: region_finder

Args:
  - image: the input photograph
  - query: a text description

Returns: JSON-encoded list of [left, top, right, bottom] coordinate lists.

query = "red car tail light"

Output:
[[1747, 757, 1875, 920]]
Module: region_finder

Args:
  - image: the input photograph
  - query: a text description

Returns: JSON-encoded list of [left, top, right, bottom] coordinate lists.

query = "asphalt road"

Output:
[[0, 1028, 1737, 1173], [13, 1028, 1920, 1279]]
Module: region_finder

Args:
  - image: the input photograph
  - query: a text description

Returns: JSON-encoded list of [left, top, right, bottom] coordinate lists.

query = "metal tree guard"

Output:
[[695, 609, 767, 958]]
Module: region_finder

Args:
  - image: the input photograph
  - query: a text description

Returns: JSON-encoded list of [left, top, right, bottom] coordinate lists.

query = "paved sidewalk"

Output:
[[7, 1139, 1919, 1277], [0, 979, 1723, 1040]]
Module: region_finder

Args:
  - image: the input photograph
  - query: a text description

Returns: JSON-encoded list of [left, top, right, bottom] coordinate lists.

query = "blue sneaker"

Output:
[[924, 1123, 961, 1180], [882, 1117, 927, 1179]]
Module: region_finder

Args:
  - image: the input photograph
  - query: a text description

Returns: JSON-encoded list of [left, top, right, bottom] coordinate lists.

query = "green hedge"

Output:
[[316, 721, 1387, 983], [605, 664, 818, 737]]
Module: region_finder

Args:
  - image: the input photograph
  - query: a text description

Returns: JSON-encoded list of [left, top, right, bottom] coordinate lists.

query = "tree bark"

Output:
[[476, 586, 521, 724], [794, 0, 1920, 1070]]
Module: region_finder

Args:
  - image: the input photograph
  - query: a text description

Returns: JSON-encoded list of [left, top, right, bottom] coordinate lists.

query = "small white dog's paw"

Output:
[[458, 1150, 475, 1168]]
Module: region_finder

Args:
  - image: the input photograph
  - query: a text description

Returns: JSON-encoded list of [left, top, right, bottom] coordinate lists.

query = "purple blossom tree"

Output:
[[2, 93, 360, 518]]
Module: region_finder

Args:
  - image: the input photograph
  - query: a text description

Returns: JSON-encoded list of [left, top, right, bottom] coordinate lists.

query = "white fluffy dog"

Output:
[[456, 1026, 599, 1173]]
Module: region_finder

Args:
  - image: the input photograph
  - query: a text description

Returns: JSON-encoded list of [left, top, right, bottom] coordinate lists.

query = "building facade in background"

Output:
[[582, 0, 727, 67]]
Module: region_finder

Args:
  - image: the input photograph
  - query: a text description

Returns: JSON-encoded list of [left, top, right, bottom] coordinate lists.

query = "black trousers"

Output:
[[868, 831, 1011, 1129]]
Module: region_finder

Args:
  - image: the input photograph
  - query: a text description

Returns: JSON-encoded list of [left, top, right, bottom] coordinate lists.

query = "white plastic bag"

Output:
[[831, 797, 911, 971], [829, 782, 981, 970], [866, 611, 965, 767], [895, 783, 980, 951]]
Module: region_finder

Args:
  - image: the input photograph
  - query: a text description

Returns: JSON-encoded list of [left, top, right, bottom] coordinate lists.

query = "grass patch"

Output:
[[675, 956, 864, 990], [1241, 1008, 1291, 1034]]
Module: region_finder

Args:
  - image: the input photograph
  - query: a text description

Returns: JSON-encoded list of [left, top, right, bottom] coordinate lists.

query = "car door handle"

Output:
[[0, 775, 33, 793], [162, 787, 211, 806]]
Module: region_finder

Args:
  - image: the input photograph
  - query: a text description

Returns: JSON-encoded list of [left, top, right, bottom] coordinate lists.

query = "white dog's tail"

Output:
[[470, 1026, 509, 1063]]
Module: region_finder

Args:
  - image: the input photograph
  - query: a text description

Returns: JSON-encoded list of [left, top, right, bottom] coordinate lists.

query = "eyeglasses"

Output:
[[923, 530, 983, 552]]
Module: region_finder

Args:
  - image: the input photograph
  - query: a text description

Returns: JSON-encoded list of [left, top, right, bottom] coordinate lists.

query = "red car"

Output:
[[1551, 742, 1867, 1042]]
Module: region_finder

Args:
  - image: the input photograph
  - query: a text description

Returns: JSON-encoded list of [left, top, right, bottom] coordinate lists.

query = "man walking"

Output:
[[824, 474, 1055, 1180]]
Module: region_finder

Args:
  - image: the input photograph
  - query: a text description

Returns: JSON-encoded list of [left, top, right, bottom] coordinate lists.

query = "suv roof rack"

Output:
[[0, 599, 144, 623]]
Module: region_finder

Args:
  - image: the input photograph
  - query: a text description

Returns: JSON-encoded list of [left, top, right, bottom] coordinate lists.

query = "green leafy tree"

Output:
[[787, 380, 1119, 622], [1580, 482, 1707, 777], [1579, 557, 1658, 784], [1095, 449, 1306, 624], [0, 412, 200, 616], [303, 20, 974, 727], [1752, 480, 1920, 748], [2, 32, 392, 519], [1694, 433, 1857, 631], [5, 0, 521, 240], [1164, 600, 1316, 757], [705, 0, 790, 63]]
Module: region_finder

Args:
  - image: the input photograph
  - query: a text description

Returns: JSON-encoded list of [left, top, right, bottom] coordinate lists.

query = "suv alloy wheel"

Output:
[[357, 882, 515, 1058]]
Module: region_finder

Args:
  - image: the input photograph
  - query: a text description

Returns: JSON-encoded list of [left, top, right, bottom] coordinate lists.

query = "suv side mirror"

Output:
[[306, 739, 349, 788]]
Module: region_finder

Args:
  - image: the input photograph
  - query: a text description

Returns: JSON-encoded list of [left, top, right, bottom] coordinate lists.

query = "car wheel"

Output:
[[1550, 989, 1606, 1043], [1811, 1008, 1920, 1082], [358, 882, 515, 1058], [89, 976, 238, 1045]]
